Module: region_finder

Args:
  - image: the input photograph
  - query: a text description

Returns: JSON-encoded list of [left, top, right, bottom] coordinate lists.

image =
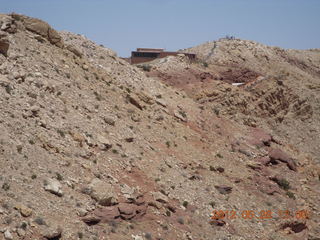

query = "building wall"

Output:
[[131, 57, 158, 64], [137, 48, 164, 52], [131, 51, 196, 64]]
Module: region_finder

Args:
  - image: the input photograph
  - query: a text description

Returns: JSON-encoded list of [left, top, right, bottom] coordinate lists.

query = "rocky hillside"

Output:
[[0, 14, 319, 240], [146, 38, 320, 166]]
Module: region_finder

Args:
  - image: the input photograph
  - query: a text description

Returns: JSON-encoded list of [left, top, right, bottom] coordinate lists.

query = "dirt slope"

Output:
[[0, 14, 319, 240]]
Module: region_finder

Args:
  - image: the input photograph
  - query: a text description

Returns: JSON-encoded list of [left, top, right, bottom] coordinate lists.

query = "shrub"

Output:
[[216, 153, 223, 158], [286, 191, 295, 199], [182, 201, 189, 208], [277, 178, 290, 190]]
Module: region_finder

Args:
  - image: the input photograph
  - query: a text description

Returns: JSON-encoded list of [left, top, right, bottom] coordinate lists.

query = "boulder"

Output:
[[44, 178, 63, 197], [11, 14, 63, 48], [40, 225, 62, 239], [4, 230, 13, 240], [88, 178, 118, 206], [0, 14, 17, 33], [255, 156, 272, 165], [268, 148, 297, 171], [84, 206, 120, 223], [249, 128, 272, 147], [0, 32, 9, 56]]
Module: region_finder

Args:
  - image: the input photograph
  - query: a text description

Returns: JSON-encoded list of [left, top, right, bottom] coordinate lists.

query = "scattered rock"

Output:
[[103, 116, 116, 126], [66, 44, 83, 58], [118, 203, 133, 216], [249, 128, 272, 147], [268, 148, 297, 171], [132, 235, 144, 240], [155, 98, 167, 107], [127, 94, 144, 110], [82, 64, 89, 71], [0, 15, 17, 33], [4, 230, 13, 240], [280, 221, 307, 233], [87, 178, 118, 206], [83, 206, 119, 224], [253, 175, 280, 195], [120, 184, 135, 199], [0, 32, 9, 56], [174, 110, 187, 122], [14, 203, 32, 217], [16, 228, 26, 237], [41, 225, 62, 239], [77, 208, 88, 217], [11, 13, 63, 47], [137, 92, 154, 105], [44, 178, 63, 197], [255, 156, 272, 165], [96, 134, 112, 150], [152, 191, 168, 203], [215, 185, 232, 194]]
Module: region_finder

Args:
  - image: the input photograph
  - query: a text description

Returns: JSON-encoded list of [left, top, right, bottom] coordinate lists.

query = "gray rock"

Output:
[[66, 44, 83, 58], [156, 98, 167, 107], [174, 110, 187, 122], [0, 32, 9, 57], [96, 134, 112, 150], [152, 191, 168, 203], [82, 64, 89, 71], [4, 230, 13, 240], [16, 228, 26, 237], [41, 225, 62, 239], [87, 178, 118, 206], [103, 116, 116, 126], [44, 178, 63, 197]]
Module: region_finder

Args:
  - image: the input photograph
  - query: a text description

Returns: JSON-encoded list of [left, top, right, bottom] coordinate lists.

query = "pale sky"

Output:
[[1, 0, 320, 56]]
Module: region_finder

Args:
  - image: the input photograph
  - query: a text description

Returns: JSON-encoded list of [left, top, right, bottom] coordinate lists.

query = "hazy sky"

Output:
[[1, 0, 320, 56]]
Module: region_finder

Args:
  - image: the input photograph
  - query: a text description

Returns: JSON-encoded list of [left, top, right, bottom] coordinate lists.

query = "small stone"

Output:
[[82, 64, 89, 71], [155, 99, 167, 107], [118, 203, 135, 215], [215, 185, 232, 194], [120, 184, 135, 199], [132, 235, 144, 240], [103, 116, 116, 126], [4, 230, 13, 240], [0, 32, 9, 57], [96, 134, 112, 150], [77, 208, 88, 217], [152, 191, 168, 203], [174, 110, 187, 122], [34, 72, 42, 77], [44, 178, 63, 197], [66, 44, 83, 58], [14, 204, 32, 217], [127, 94, 144, 110], [16, 228, 26, 237], [41, 225, 62, 239]]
